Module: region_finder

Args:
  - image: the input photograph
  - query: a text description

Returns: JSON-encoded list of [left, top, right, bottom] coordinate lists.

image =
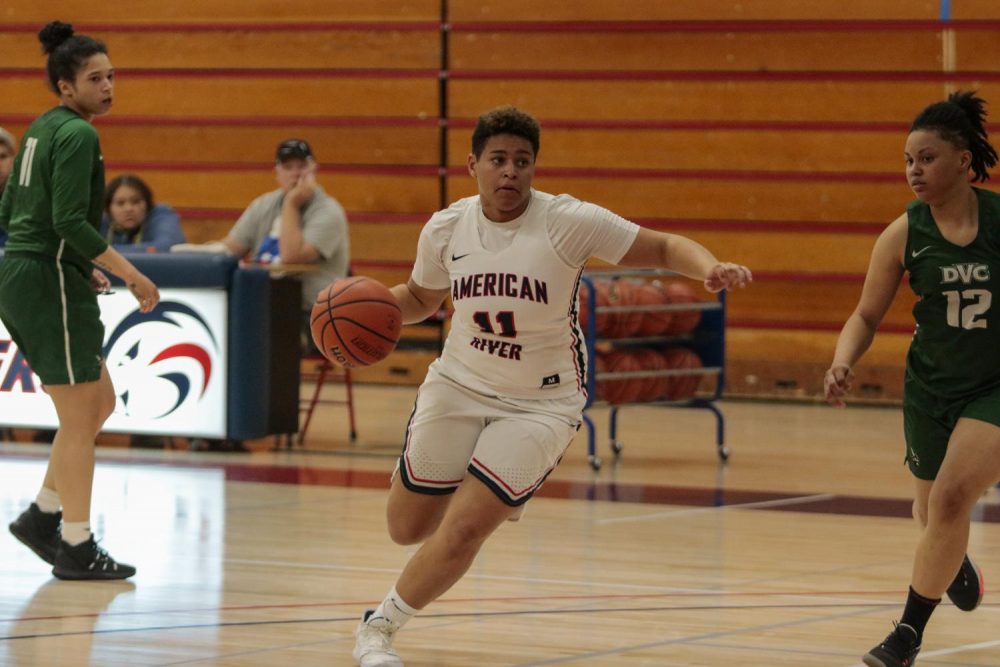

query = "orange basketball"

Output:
[[592, 352, 609, 401], [578, 283, 592, 332], [579, 279, 613, 336], [607, 279, 642, 338], [310, 276, 402, 368], [661, 347, 703, 401], [634, 281, 673, 337], [664, 281, 702, 335], [629, 348, 668, 402], [595, 351, 623, 403], [596, 349, 643, 404]]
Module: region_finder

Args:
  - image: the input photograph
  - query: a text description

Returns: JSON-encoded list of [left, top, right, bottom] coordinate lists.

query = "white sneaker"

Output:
[[353, 611, 404, 667]]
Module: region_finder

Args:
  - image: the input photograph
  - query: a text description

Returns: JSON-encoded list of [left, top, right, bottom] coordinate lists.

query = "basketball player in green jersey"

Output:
[[825, 91, 1000, 667], [2, 22, 159, 580]]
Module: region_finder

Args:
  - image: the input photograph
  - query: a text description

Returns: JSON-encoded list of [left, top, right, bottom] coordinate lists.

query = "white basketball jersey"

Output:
[[411, 190, 639, 400]]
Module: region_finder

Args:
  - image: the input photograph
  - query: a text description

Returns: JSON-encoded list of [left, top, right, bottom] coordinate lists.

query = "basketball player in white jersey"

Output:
[[353, 106, 752, 667]]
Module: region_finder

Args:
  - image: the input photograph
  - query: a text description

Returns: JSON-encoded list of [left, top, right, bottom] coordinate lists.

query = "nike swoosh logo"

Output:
[[911, 246, 933, 258], [451, 253, 470, 261]]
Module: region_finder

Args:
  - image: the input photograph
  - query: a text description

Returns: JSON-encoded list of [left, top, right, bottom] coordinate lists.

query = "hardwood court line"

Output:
[[145, 634, 357, 667], [0, 602, 897, 643], [225, 556, 958, 606], [510, 605, 885, 666], [223, 557, 736, 594], [683, 640, 866, 661], [0, 615, 358, 641], [3, 587, 945, 627], [725, 555, 917, 599], [595, 492, 836, 525], [841, 638, 1000, 667], [160, 644, 347, 667], [5, 589, 944, 627]]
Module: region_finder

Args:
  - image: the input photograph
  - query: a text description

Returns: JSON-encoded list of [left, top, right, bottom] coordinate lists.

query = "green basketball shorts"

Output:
[[0, 253, 104, 385]]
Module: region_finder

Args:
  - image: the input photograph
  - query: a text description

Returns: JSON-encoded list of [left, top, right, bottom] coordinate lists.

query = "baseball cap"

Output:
[[276, 138, 313, 162], [0, 127, 15, 152]]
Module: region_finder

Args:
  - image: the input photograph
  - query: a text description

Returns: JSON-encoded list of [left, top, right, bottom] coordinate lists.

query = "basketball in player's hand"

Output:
[[310, 276, 402, 368]]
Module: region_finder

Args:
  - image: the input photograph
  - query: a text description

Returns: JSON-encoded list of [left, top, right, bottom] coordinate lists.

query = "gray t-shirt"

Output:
[[229, 185, 349, 309]]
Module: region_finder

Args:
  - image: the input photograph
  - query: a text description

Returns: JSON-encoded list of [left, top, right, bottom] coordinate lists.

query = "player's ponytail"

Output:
[[950, 91, 998, 183], [37, 20, 108, 95], [910, 90, 998, 183]]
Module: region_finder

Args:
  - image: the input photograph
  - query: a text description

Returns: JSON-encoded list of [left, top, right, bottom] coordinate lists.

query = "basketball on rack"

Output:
[[661, 347, 703, 400], [597, 349, 643, 404], [627, 347, 666, 402], [634, 280, 673, 337], [629, 348, 668, 402], [310, 276, 402, 368], [578, 279, 613, 336], [607, 279, 642, 338], [578, 284, 591, 331], [664, 281, 702, 335]]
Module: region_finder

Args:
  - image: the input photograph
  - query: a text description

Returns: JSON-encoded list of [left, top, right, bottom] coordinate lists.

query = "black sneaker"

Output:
[[946, 554, 984, 611], [862, 622, 921, 667], [9, 503, 62, 564], [52, 537, 136, 580]]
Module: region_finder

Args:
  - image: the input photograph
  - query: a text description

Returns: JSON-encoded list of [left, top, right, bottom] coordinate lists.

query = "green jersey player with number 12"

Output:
[[826, 90, 1000, 667]]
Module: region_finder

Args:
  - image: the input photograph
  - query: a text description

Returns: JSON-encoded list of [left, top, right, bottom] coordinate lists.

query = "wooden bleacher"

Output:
[[3, 1, 999, 399]]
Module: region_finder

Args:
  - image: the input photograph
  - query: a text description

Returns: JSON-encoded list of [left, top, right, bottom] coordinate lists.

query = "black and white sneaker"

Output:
[[9, 503, 62, 564], [862, 622, 921, 667], [946, 554, 984, 612], [52, 537, 136, 581]]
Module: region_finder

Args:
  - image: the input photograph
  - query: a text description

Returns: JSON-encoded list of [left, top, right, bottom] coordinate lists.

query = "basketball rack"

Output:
[[580, 268, 727, 470]]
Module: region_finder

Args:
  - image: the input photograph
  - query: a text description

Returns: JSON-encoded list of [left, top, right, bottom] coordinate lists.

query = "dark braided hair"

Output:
[[910, 90, 998, 182], [37, 21, 108, 95], [471, 106, 540, 159]]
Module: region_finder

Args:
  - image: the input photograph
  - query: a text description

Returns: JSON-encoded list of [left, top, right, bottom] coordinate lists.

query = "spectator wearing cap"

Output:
[[172, 138, 349, 344], [0, 127, 16, 247]]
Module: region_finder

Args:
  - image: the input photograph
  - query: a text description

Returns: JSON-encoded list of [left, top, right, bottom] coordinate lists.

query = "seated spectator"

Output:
[[172, 138, 349, 350], [0, 127, 16, 247], [100, 174, 186, 253]]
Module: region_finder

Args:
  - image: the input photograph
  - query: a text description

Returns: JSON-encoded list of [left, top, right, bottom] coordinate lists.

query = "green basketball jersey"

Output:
[[904, 186, 1000, 398], [0, 106, 108, 273]]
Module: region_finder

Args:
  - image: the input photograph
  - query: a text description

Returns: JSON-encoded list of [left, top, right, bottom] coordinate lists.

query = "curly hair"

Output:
[[910, 90, 998, 182], [471, 106, 541, 159]]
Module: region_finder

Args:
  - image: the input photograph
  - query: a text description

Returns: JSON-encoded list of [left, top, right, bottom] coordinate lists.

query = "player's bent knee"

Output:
[[930, 482, 977, 523], [386, 518, 434, 546], [385, 499, 445, 545], [440, 511, 507, 547]]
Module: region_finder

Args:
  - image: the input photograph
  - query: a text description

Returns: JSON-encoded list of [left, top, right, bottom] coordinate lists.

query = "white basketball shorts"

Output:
[[397, 363, 583, 506]]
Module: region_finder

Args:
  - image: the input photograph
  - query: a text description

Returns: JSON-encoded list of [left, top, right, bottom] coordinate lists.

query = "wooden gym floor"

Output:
[[1, 384, 998, 666]]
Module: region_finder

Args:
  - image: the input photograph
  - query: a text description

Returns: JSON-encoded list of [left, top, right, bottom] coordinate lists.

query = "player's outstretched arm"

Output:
[[616, 227, 751, 292], [391, 279, 450, 325]]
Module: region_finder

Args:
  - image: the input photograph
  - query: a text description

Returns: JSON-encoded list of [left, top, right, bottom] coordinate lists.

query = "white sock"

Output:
[[35, 487, 61, 514], [62, 521, 91, 546], [369, 587, 420, 631]]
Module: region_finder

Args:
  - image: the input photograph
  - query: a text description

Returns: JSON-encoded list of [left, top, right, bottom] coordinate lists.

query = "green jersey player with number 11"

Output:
[[1, 21, 159, 580], [825, 90, 1000, 667]]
